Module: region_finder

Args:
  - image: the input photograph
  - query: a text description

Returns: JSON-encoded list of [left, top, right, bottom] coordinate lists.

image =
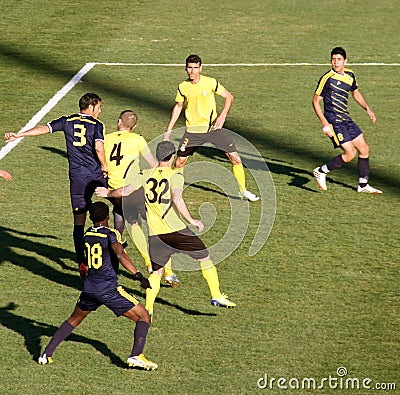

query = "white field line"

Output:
[[0, 62, 96, 161], [1, 61, 399, 161], [94, 62, 400, 66]]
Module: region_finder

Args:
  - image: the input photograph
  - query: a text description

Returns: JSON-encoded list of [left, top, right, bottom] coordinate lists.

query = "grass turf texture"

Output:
[[0, 1, 399, 394]]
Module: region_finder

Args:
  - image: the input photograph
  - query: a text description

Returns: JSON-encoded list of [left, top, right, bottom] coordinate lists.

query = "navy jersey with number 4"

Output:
[[48, 113, 105, 177], [83, 225, 122, 293]]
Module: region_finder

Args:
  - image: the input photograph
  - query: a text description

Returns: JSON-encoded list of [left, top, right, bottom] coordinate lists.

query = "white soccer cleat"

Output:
[[313, 167, 327, 191], [211, 293, 236, 308], [240, 190, 259, 202], [127, 354, 158, 370], [357, 184, 382, 194], [38, 354, 53, 365]]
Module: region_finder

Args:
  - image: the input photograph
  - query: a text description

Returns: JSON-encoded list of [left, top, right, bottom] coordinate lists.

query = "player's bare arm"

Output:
[[4, 125, 50, 142], [95, 140, 108, 176], [112, 241, 151, 289], [352, 89, 376, 123], [165, 102, 184, 140], [171, 187, 204, 232], [214, 89, 233, 130], [312, 94, 333, 136], [95, 184, 136, 198], [143, 152, 158, 168]]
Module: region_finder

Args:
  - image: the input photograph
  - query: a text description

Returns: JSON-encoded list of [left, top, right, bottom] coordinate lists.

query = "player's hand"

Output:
[[213, 114, 226, 130], [4, 133, 18, 143], [134, 271, 152, 289], [322, 125, 333, 137], [0, 170, 12, 181], [190, 219, 204, 233], [163, 130, 171, 141], [366, 108, 376, 124], [79, 263, 88, 280], [95, 187, 109, 197]]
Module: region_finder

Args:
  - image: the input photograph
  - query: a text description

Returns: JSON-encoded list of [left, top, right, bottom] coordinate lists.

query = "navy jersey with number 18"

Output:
[[83, 225, 122, 293]]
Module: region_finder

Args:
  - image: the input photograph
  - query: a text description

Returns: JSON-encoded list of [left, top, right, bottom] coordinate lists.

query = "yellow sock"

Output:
[[130, 224, 151, 270], [145, 273, 162, 315], [200, 259, 222, 299], [164, 258, 174, 278], [232, 163, 246, 193]]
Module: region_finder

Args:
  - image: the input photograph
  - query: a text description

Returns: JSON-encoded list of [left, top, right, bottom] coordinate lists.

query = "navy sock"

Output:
[[73, 225, 85, 264], [42, 320, 74, 357], [358, 157, 370, 187], [327, 155, 345, 171], [130, 320, 149, 357]]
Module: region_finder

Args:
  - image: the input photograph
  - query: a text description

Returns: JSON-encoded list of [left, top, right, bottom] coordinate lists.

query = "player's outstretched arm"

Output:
[[95, 184, 136, 198], [4, 125, 50, 142]]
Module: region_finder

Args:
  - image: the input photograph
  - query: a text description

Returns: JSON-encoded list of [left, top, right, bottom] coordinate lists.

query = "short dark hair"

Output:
[[79, 93, 102, 111], [186, 54, 202, 66], [119, 110, 138, 130], [89, 201, 109, 223], [331, 47, 347, 59], [156, 141, 176, 162]]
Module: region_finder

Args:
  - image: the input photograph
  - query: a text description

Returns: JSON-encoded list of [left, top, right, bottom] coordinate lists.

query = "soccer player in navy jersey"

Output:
[[312, 47, 382, 193], [4, 93, 109, 271], [38, 201, 157, 370]]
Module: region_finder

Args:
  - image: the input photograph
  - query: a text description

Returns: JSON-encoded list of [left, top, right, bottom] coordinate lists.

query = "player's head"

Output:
[[156, 141, 176, 162], [331, 47, 347, 60], [186, 54, 202, 67], [89, 201, 109, 223], [79, 93, 102, 111], [118, 110, 138, 131]]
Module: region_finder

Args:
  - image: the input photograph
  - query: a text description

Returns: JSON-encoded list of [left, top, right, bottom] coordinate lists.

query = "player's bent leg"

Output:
[[38, 306, 89, 364]]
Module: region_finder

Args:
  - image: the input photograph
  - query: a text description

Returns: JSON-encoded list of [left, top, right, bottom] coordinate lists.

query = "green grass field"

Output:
[[0, 1, 399, 394]]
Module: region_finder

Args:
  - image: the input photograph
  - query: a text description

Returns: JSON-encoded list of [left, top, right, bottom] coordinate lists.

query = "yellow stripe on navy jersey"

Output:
[[104, 130, 150, 190], [175, 75, 225, 133], [142, 167, 186, 235], [314, 68, 358, 123]]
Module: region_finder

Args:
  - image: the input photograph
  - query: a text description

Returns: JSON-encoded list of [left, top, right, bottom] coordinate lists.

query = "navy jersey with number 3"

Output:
[[48, 113, 105, 177], [83, 225, 122, 293]]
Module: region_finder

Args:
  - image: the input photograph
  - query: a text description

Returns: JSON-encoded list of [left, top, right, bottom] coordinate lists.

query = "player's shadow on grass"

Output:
[[0, 303, 126, 367], [121, 274, 217, 317], [0, 226, 80, 290], [40, 146, 68, 158]]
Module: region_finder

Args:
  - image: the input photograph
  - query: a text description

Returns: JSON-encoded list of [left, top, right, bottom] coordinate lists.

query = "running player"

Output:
[[164, 54, 259, 202], [96, 141, 236, 315], [312, 47, 382, 193], [4, 93, 109, 272], [104, 110, 180, 286], [38, 201, 157, 370]]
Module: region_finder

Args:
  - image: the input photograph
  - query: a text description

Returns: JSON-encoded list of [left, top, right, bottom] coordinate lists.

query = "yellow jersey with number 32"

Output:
[[142, 167, 186, 236]]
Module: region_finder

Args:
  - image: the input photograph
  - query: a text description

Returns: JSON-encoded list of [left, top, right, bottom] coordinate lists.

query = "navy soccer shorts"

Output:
[[330, 120, 363, 148], [70, 174, 107, 214], [77, 286, 140, 317]]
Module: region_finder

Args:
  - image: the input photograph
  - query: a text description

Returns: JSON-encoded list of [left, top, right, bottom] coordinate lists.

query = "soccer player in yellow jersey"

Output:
[[164, 54, 259, 202], [96, 141, 236, 315], [105, 110, 180, 286]]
